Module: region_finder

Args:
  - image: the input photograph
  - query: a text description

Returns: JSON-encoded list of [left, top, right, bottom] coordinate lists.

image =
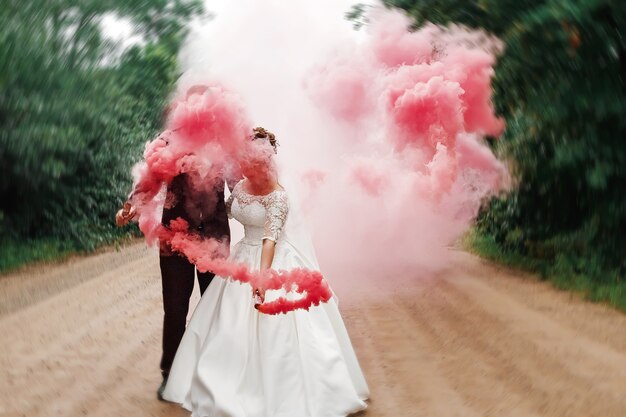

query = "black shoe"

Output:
[[157, 377, 168, 401]]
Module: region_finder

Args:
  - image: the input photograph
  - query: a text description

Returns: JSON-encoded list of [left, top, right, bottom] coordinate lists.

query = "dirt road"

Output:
[[2, 242, 626, 417]]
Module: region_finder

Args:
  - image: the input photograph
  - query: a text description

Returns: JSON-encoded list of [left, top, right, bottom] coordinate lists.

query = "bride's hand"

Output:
[[253, 288, 266, 309]]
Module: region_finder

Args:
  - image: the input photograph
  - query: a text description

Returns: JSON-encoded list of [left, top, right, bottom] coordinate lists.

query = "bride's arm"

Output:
[[255, 240, 276, 306], [260, 191, 288, 271], [254, 192, 289, 307], [260, 240, 276, 271]]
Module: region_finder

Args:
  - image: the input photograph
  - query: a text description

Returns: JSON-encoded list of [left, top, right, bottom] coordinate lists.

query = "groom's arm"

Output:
[[116, 133, 170, 226]]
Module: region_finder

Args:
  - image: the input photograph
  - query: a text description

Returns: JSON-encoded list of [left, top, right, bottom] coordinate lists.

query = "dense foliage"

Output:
[[0, 0, 203, 267], [385, 0, 626, 283]]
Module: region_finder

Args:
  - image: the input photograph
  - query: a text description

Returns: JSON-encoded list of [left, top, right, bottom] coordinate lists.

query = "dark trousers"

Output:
[[159, 253, 215, 378]]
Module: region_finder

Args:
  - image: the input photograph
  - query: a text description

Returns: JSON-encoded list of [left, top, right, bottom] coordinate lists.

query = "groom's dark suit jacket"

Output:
[[160, 173, 231, 255]]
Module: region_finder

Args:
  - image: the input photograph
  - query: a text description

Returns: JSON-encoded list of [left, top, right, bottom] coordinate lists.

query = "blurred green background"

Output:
[[0, 0, 204, 270], [1, 1, 625, 309]]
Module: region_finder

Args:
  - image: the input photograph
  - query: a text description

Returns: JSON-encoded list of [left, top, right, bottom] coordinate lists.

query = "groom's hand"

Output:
[[115, 202, 137, 226]]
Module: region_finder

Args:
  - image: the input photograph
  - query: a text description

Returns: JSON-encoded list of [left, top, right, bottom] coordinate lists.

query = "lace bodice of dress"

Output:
[[227, 180, 289, 245]]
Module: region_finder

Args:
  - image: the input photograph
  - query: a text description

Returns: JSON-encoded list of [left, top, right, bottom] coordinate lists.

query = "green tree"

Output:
[[0, 0, 203, 265]]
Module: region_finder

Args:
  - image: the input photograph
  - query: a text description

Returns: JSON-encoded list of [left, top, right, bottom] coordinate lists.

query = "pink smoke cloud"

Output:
[[368, 10, 434, 67], [166, 84, 252, 153], [297, 8, 508, 280], [386, 75, 465, 152], [304, 55, 375, 124]]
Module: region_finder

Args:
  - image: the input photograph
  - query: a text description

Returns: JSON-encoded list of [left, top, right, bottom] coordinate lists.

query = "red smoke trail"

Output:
[[159, 218, 332, 314]]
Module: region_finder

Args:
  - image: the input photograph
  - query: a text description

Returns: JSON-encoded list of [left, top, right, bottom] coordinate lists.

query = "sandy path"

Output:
[[1, 242, 626, 417]]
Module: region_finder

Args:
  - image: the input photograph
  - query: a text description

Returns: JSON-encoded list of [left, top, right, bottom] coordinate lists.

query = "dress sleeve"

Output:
[[263, 191, 289, 242]]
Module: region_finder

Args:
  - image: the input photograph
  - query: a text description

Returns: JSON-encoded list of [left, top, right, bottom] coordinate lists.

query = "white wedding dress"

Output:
[[162, 180, 369, 417]]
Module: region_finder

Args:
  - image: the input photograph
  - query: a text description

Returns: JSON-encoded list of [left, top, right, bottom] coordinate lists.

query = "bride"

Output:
[[161, 127, 369, 416]]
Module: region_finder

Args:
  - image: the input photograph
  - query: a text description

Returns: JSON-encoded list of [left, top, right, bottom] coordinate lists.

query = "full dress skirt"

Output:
[[162, 183, 369, 417]]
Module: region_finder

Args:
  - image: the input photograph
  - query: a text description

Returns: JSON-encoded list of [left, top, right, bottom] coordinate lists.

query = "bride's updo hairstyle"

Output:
[[252, 127, 278, 154]]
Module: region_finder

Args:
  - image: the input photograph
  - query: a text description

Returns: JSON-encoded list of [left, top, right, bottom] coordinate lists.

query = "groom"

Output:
[[116, 87, 235, 400], [116, 167, 230, 400], [117, 170, 233, 399]]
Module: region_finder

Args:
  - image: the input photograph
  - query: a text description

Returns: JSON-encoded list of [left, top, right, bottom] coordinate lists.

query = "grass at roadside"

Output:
[[0, 237, 76, 274], [0, 234, 137, 275], [463, 229, 626, 313]]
